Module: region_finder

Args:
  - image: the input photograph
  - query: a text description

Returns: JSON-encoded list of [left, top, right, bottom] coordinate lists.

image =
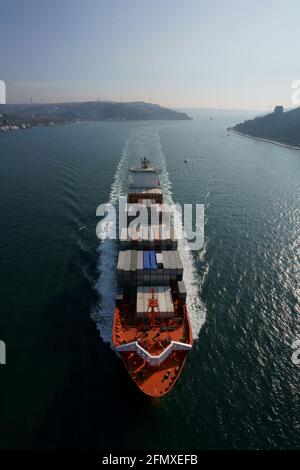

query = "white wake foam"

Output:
[[91, 138, 129, 345], [153, 131, 206, 338]]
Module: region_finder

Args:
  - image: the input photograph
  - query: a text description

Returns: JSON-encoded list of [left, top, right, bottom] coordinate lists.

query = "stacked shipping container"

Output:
[[136, 286, 174, 319], [117, 250, 183, 286]]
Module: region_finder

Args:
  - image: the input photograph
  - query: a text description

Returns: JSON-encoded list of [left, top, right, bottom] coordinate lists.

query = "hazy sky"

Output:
[[1, 0, 299, 109]]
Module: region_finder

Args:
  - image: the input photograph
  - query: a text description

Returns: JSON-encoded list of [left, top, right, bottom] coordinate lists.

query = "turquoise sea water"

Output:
[[0, 112, 299, 449]]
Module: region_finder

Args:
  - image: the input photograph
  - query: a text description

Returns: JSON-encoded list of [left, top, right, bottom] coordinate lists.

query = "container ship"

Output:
[[113, 158, 193, 397]]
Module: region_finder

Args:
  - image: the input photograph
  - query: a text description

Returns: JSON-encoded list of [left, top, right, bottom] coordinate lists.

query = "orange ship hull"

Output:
[[113, 300, 193, 397]]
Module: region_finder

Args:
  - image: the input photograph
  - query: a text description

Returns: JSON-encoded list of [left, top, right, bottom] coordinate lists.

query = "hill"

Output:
[[0, 101, 191, 129], [232, 106, 300, 147]]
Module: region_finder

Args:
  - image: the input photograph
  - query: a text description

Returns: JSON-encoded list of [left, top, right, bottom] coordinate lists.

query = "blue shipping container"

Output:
[[149, 250, 157, 269], [143, 251, 151, 269]]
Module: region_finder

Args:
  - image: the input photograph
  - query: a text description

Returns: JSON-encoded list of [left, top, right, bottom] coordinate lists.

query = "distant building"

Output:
[[274, 105, 284, 114]]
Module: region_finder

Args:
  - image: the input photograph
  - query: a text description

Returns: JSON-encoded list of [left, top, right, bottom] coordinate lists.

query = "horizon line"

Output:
[[0, 99, 274, 113]]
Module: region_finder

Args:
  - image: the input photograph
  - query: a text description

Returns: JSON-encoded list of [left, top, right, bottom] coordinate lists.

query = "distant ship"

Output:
[[113, 157, 193, 397]]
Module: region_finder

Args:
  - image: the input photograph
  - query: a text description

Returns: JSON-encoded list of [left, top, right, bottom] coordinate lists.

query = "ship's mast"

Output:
[[147, 288, 159, 328], [141, 157, 149, 169]]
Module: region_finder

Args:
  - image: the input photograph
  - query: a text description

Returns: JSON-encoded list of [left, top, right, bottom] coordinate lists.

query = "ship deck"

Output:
[[113, 294, 193, 396], [121, 349, 188, 397]]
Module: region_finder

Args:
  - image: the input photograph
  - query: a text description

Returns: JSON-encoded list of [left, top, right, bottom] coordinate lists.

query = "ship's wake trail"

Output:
[[151, 131, 206, 338], [91, 138, 129, 345], [92, 126, 206, 345]]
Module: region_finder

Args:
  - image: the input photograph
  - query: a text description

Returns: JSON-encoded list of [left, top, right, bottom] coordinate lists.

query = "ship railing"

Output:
[[115, 340, 192, 367]]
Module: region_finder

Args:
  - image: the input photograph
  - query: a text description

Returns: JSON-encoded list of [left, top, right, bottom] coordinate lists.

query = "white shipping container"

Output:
[[137, 251, 143, 271], [152, 287, 159, 313], [142, 287, 147, 313], [124, 250, 131, 272], [168, 251, 174, 269], [174, 251, 183, 276], [154, 226, 160, 241], [148, 226, 154, 241], [138, 287, 146, 318], [156, 253, 163, 265], [178, 280, 187, 301], [120, 227, 127, 241], [164, 287, 174, 314], [117, 251, 125, 271], [136, 287, 144, 313], [157, 286, 166, 313], [141, 225, 148, 241], [162, 251, 169, 270], [168, 252, 176, 279]]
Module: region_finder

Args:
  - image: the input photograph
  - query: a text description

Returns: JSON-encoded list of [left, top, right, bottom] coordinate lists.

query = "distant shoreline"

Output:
[[229, 129, 300, 151], [0, 101, 192, 131], [0, 117, 191, 134]]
